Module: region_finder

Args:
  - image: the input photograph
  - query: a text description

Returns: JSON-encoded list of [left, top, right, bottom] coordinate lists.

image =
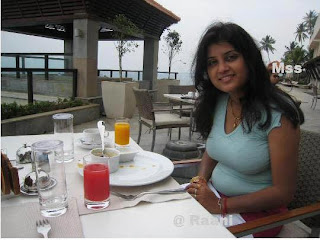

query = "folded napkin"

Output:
[[72, 177, 191, 216], [1, 197, 84, 238]]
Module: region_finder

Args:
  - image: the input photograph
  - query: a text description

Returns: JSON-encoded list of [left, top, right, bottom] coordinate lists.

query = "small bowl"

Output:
[[90, 148, 120, 173], [117, 146, 139, 162]]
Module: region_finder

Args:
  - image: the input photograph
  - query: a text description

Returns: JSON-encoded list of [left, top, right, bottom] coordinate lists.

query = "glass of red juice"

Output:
[[83, 155, 110, 210]]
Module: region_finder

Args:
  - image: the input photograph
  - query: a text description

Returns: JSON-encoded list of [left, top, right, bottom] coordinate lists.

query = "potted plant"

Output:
[[101, 14, 141, 118]]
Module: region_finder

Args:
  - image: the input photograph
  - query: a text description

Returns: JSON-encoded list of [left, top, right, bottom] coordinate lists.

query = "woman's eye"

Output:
[[207, 59, 217, 66], [226, 54, 238, 62]]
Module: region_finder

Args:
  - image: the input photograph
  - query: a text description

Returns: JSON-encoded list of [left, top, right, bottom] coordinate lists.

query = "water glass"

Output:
[[31, 140, 68, 217], [114, 118, 130, 146], [83, 154, 110, 210], [52, 113, 74, 162]]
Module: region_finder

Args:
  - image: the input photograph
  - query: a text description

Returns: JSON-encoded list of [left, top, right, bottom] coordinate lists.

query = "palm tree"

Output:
[[295, 23, 308, 45], [303, 10, 318, 37], [284, 41, 298, 56], [260, 35, 276, 62], [289, 46, 307, 66]]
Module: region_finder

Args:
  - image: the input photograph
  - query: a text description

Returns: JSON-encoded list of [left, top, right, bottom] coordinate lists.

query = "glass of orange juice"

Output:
[[114, 118, 130, 146]]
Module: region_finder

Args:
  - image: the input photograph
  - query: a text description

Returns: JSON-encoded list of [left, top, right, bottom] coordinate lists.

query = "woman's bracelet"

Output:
[[222, 198, 228, 217], [190, 176, 206, 183], [217, 198, 223, 215], [217, 197, 228, 217]]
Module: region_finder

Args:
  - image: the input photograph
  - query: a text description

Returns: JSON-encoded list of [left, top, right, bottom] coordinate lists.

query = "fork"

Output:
[[36, 219, 51, 238], [111, 187, 186, 201]]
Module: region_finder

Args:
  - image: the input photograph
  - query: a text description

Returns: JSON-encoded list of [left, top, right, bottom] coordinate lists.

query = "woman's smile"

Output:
[[218, 74, 235, 82], [207, 42, 248, 96]]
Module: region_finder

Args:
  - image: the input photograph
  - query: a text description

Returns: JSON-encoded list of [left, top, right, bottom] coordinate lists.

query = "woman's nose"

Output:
[[217, 61, 230, 73]]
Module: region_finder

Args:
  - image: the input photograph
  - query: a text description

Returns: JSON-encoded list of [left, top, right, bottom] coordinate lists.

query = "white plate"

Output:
[[78, 151, 174, 187], [76, 138, 102, 149]]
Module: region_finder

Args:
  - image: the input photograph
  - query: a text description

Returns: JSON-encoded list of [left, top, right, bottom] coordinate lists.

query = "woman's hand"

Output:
[[186, 180, 221, 214]]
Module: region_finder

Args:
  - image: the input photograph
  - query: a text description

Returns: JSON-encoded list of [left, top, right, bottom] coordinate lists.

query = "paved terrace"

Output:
[[74, 85, 320, 148]]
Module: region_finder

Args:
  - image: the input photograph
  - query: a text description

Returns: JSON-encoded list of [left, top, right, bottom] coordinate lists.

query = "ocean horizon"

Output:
[[1, 55, 194, 85]]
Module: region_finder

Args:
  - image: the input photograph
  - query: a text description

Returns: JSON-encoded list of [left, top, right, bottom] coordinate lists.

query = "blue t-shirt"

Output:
[[206, 94, 282, 196]]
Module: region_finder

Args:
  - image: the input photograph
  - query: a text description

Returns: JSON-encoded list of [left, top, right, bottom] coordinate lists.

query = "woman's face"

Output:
[[206, 42, 248, 96]]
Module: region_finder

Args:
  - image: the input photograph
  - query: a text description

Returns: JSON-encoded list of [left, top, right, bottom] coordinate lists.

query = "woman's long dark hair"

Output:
[[192, 22, 304, 139]]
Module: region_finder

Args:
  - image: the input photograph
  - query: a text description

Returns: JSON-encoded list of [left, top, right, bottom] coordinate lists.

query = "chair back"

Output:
[[133, 87, 155, 120], [168, 85, 196, 94], [289, 130, 320, 227], [312, 84, 318, 96]]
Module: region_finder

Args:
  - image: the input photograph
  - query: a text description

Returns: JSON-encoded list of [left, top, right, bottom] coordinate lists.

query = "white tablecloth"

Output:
[[1, 133, 235, 238]]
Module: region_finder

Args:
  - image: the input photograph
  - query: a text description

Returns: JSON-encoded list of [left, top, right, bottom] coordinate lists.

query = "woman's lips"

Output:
[[219, 74, 235, 82]]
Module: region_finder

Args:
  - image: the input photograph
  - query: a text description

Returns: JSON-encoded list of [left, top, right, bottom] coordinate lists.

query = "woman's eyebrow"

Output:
[[207, 49, 237, 59]]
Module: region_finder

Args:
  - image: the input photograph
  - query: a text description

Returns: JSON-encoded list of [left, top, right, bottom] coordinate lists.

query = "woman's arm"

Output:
[[197, 150, 218, 181], [225, 116, 300, 213], [188, 116, 300, 214]]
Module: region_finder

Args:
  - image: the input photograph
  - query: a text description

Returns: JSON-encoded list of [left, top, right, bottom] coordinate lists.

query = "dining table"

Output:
[[163, 93, 196, 105], [1, 132, 234, 238]]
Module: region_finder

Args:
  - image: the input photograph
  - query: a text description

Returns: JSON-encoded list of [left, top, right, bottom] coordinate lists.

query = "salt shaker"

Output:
[[16, 143, 32, 164]]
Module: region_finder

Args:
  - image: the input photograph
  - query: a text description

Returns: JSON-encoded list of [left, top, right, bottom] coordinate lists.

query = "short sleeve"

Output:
[[266, 110, 282, 135]]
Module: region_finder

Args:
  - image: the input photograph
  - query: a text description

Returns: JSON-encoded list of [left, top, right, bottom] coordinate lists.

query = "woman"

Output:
[[186, 22, 304, 237], [268, 61, 281, 85]]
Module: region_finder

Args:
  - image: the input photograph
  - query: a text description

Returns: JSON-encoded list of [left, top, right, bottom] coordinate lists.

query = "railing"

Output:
[[1, 53, 72, 80], [97, 69, 179, 80], [1, 68, 77, 104], [2, 53, 179, 80], [1, 53, 181, 104]]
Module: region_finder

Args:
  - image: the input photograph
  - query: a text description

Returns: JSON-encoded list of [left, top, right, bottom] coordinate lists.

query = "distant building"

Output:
[[310, 13, 320, 57]]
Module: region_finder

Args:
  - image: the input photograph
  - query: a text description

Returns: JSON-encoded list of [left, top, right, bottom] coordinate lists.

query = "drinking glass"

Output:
[[31, 140, 68, 217], [83, 154, 110, 210], [114, 118, 130, 146], [52, 113, 74, 162]]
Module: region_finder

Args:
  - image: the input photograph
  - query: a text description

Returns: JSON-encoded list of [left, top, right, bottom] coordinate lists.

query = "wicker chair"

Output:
[[227, 129, 320, 237], [311, 84, 319, 110], [172, 130, 320, 237], [168, 85, 196, 136], [133, 87, 193, 152]]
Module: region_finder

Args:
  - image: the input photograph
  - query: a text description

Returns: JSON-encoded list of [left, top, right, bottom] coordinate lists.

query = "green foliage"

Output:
[[281, 10, 318, 71], [295, 23, 308, 45], [303, 10, 318, 37], [112, 14, 141, 81], [259, 35, 276, 62], [1, 98, 85, 120], [162, 29, 183, 78]]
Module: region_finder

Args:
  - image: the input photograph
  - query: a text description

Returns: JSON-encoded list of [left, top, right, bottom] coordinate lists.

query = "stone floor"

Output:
[[74, 84, 320, 138], [73, 85, 320, 183], [74, 84, 320, 153]]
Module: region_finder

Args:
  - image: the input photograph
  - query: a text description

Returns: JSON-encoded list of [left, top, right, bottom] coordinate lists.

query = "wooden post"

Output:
[[27, 71, 33, 103], [16, 56, 20, 78], [45, 55, 49, 80], [72, 69, 77, 99]]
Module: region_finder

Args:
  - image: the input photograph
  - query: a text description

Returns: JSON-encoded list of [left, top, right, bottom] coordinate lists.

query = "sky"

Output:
[[1, 0, 319, 74]]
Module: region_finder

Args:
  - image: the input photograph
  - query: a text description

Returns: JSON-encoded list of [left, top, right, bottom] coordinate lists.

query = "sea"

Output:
[[1, 55, 194, 85]]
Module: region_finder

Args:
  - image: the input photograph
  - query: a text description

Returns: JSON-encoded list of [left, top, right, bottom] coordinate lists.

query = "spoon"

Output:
[[97, 121, 106, 153]]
